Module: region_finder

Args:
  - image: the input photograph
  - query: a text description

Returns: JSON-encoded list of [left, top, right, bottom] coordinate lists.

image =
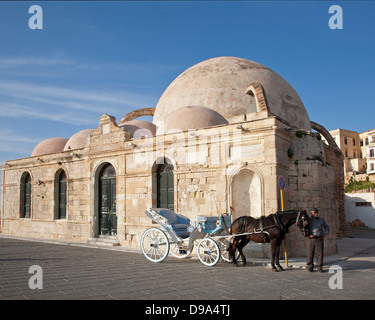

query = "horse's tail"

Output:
[[228, 216, 247, 259]]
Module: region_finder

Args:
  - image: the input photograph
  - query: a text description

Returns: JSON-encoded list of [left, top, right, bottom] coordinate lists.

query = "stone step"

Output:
[[344, 225, 375, 237], [345, 226, 370, 233], [86, 236, 120, 247]]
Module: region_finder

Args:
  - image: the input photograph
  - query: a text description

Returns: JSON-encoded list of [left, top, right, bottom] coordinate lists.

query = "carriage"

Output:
[[140, 208, 233, 266], [141, 207, 311, 270]]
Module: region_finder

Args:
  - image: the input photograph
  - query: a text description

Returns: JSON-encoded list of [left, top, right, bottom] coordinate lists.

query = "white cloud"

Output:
[[0, 128, 42, 144], [0, 55, 162, 161], [0, 79, 156, 125], [0, 57, 74, 68], [0, 128, 41, 161]]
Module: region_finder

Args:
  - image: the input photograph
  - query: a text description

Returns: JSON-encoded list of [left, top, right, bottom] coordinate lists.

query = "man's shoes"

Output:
[[307, 267, 313, 272]]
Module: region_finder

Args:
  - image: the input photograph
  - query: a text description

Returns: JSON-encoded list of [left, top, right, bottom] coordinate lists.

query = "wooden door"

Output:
[[99, 164, 117, 236]]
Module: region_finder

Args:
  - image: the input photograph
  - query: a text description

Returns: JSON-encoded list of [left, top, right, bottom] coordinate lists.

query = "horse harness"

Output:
[[227, 211, 302, 239], [258, 216, 269, 241], [254, 212, 289, 239], [273, 212, 289, 233]]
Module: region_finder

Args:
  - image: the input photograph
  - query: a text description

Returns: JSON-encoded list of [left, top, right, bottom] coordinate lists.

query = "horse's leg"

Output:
[[270, 239, 278, 272], [276, 239, 284, 271], [237, 237, 248, 267], [230, 237, 240, 267]]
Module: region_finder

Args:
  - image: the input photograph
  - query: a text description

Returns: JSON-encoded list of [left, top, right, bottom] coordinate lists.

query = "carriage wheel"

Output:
[[197, 238, 221, 267], [140, 228, 170, 263], [169, 242, 193, 259], [216, 238, 231, 262], [217, 238, 240, 262]]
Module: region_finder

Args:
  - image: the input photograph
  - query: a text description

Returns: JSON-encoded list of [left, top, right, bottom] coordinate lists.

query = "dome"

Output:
[[63, 129, 96, 151], [159, 105, 228, 135], [153, 56, 311, 130], [31, 137, 68, 157], [118, 120, 156, 139]]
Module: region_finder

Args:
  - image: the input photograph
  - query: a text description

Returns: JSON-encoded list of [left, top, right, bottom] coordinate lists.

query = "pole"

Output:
[[280, 189, 288, 266]]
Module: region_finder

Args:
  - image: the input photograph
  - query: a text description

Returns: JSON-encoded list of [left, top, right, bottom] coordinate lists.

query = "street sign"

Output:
[[278, 175, 286, 191]]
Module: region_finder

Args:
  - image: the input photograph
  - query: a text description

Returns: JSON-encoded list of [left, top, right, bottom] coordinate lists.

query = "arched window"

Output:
[[156, 159, 174, 210], [20, 172, 31, 218], [57, 170, 67, 219]]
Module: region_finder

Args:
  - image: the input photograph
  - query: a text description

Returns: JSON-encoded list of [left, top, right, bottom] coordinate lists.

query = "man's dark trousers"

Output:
[[307, 238, 324, 270]]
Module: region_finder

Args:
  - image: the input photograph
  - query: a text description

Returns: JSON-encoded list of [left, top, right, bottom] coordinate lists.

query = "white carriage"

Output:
[[140, 208, 232, 266]]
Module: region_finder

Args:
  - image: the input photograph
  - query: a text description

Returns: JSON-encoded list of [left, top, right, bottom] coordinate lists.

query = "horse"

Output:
[[228, 210, 310, 271]]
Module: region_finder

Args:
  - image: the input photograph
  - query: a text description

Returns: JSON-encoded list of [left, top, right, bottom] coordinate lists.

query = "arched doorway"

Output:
[[231, 169, 262, 220], [156, 159, 174, 210], [99, 163, 117, 236]]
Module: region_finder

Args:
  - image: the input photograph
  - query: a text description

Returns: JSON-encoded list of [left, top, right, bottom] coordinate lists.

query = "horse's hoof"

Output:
[[242, 262, 247, 267], [277, 265, 284, 271], [233, 263, 239, 268], [271, 267, 278, 272]]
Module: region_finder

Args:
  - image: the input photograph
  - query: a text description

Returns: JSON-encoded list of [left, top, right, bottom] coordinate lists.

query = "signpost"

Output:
[[278, 175, 288, 266], [278, 176, 286, 210]]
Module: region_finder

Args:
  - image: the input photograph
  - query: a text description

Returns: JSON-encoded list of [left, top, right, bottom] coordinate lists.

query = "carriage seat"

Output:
[[157, 209, 192, 238]]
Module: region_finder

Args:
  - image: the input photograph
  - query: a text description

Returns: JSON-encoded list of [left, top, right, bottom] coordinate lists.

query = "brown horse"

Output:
[[229, 210, 310, 271]]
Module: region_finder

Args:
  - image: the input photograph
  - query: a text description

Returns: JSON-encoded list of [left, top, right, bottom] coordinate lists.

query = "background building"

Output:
[[327, 128, 375, 183], [360, 129, 375, 176]]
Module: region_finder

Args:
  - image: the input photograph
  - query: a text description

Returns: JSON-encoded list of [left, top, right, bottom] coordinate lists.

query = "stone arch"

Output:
[[310, 121, 341, 153], [245, 81, 272, 115], [118, 107, 156, 125], [228, 165, 264, 220]]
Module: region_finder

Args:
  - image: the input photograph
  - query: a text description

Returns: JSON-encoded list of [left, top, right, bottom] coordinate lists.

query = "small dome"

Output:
[[154, 56, 311, 130], [63, 129, 96, 151], [118, 120, 156, 139], [31, 137, 68, 157], [159, 105, 228, 135]]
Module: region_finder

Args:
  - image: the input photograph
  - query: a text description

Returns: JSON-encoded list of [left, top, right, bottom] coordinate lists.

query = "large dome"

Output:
[[118, 120, 156, 139], [63, 129, 96, 151], [31, 137, 68, 157], [159, 105, 228, 135], [153, 56, 311, 130]]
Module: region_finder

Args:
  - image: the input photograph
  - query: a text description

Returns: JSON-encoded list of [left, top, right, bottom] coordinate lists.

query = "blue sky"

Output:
[[0, 1, 374, 166]]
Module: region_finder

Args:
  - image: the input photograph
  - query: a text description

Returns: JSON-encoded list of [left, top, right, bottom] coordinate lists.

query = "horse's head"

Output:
[[296, 210, 310, 237]]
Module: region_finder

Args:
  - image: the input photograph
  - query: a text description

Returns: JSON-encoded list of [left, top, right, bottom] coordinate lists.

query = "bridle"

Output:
[[296, 211, 309, 234], [296, 211, 307, 224], [296, 211, 302, 225]]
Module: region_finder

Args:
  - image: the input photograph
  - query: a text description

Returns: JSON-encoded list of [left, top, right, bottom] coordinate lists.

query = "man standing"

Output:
[[306, 208, 330, 272]]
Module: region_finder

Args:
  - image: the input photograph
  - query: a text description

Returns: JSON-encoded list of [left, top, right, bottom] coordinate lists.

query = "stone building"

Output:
[[0, 57, 344, 257], [327, 128, 375, 184], [360, 129, 375, 176], [329, 129, 365, 176]]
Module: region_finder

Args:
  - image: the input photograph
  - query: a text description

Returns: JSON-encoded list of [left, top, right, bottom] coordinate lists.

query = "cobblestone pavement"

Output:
[[1, 237, 375, 301]]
